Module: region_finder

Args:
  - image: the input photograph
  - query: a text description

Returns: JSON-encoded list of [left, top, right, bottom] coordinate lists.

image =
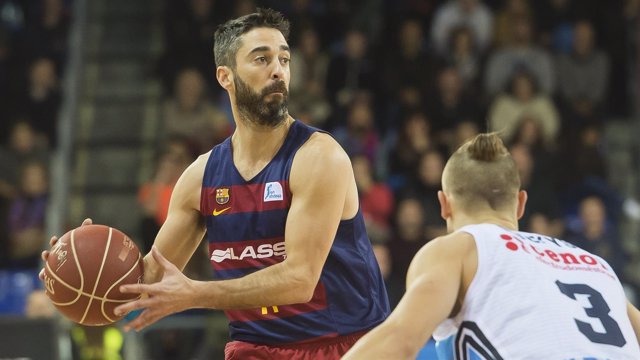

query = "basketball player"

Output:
[[42, 8, 389, 360], [342, 133, 640, 359]]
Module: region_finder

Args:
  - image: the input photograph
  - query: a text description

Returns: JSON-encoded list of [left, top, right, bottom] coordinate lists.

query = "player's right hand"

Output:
[[39, 218, 93, 281]]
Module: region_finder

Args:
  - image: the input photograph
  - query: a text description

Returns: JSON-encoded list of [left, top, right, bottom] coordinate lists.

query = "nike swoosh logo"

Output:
[[212, 207, 231, 216]]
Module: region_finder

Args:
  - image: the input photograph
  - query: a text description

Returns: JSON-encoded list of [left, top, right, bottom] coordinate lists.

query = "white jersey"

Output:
[[433, 224, 640, 360]]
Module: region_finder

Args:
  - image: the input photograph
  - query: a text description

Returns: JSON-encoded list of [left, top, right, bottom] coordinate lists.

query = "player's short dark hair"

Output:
[[214, 8, 290, 69]]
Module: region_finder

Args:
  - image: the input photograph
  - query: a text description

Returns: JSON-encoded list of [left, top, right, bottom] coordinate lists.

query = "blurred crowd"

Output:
[[1, 0, 640, 350]]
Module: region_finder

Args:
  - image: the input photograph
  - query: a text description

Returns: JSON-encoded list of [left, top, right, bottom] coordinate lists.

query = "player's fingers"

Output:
[[38, 268, 45, 281], [120, 283, 154, 295], [114, 297, 154, 317], [81, 218, 92, 226], [126, 309, 160, 332], [151, 246, 174, 271], [49, 236, 58, 247], [41, 250, 49, 262]]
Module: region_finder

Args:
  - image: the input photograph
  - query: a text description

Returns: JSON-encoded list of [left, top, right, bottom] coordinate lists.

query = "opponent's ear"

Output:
[[216, 66, 233, 91], [516, 190, 528, 220], [438, 191, 452, 220]]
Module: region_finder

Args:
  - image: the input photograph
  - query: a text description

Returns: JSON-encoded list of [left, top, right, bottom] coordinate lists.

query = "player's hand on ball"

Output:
[[39, 218, 93, 281], [115, 246, 197, 332]]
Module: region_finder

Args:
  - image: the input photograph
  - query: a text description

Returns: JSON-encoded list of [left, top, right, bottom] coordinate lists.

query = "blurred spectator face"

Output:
[[345, 31, 367, 60], [399, 20, 423, 54], [372, 244, 391, 279], [581, 126, 601, 147], [512, 73, 534, 101], [352, 155, 373, 193], [234, 0, 256, 17], [176, 69, 205, 110], [438, 68, 462, 96], [190, 0, 213, 18], [512, 16, 533, 45], [573, 21, 595, 56], [510, 144, 533, 186], [43, 0, 63, 20], [459, 0, 479, 13], [454, 121, 479, 148], [451, 27, 474, 55], [30, 58, 57, 90], [514, 116, 543, 146], [347, 101, 373, 133], [507, 0, 529, 14], [396, 198, 425, 241], [21, 162, 48, 196], [418, 151, 444, 187], [529, 213, 552, 236], [299, 28, 320, 58], [579, 196, 606, 230], [10, 122, 37, 153]]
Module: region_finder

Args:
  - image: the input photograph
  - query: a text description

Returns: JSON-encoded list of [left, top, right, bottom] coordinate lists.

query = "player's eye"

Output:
[[255, 56, 267, 64], [280, 57, 290, 65]]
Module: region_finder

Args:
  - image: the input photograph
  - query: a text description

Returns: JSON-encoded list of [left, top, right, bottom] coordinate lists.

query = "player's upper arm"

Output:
[[144, 154, 208, 283], [283, 133, 351, 298], [342, 232, 473, 360], [627, 300, 640, 344]]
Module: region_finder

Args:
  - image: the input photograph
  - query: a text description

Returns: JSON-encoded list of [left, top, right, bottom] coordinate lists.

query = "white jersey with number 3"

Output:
[[433, 224, 640, 360]]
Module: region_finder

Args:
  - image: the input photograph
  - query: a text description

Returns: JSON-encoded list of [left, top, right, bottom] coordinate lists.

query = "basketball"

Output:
[[43, 224, 144, 326]]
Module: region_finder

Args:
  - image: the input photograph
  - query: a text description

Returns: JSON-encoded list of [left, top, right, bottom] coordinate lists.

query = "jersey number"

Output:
[[555, 280, 626, 347]]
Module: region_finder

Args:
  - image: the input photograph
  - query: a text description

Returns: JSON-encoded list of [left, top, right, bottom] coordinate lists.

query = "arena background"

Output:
[[0, 0, 639, 359]]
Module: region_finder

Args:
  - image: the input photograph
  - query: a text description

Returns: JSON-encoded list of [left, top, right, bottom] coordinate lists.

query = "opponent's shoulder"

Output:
[[414, 232, 476, 266]]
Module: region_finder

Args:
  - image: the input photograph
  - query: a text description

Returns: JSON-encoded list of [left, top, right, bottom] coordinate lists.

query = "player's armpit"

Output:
[[343, 233, 470, 360]]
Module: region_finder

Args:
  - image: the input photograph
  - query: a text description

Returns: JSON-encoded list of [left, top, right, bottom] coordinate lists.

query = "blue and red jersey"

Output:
[[200, 120, 389, 345]]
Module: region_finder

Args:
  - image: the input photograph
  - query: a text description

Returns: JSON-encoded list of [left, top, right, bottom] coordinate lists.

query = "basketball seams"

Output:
[[100, 252, 143, 323], [79, 227, 113, 324], [45, 262, 136, 303]]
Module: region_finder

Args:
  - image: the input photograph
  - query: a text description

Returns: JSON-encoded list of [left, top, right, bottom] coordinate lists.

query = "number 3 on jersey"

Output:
[[556, 280, 627, 347]]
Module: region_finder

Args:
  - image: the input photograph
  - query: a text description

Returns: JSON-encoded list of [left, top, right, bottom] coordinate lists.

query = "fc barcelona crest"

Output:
[[216, 188, 230, 205]]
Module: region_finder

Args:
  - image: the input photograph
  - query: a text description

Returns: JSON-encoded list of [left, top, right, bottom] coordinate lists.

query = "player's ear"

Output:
[[438, 190, 452, 220], [216, 66, 233, 91], [516, 190, 528, 220]]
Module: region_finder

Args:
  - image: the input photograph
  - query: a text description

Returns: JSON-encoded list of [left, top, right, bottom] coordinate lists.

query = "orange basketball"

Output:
[[43, 224, 144, 326]]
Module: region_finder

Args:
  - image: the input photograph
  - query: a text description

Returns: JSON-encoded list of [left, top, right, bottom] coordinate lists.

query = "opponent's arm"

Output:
[[342, 233, 472, 360], [627, 300, 640, 344], [142, 154, 208, 284]]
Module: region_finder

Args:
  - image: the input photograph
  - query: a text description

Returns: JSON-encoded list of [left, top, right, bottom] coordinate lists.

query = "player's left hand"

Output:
[[114, 246, 197, 332]]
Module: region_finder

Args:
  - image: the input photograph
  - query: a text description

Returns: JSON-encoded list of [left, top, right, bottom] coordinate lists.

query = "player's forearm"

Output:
[[192, 260, 316, 309], [342, 321, 418, 360]]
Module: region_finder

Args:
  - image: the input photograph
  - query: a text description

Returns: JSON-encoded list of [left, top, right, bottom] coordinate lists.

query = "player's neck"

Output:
[[231, 115, 294, 161], [451, 211, 519, 232]]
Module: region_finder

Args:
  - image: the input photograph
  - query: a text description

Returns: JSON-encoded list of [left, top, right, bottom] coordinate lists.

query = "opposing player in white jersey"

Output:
[[343, 133, 640, 360]]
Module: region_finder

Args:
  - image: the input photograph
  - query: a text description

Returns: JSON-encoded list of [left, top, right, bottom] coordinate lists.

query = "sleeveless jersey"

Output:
[[433, 223, 640, 360], [200, 120, 390, 345]]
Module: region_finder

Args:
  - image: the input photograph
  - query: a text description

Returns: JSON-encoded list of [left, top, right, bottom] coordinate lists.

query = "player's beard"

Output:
[[234, 75, 289, 128]]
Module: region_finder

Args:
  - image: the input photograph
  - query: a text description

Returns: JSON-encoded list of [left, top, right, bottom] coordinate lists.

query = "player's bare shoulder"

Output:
[[290, 131, 351, 188], [171, 151, 211, 211]]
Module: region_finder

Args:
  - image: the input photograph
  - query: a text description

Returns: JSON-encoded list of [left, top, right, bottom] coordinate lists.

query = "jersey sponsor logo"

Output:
[[210, 242, 286, 263], [212, 207, 231, 216], [498, 233, 613, 278], [263, 182, 283, 202], [216, 188, 230, 205]]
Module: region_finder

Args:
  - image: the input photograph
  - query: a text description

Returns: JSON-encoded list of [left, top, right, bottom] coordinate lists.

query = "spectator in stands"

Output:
[[565, 196, 627, 277], [532, 0, 599, 52], [352, 154, 394, 243], [7, 161, 49, 269], [556, 20, 610, 126], [492, 0, 532, 48], [510, 143, 563, 237], [385, 110, 434, 181], [161, 68, 231, 153], [138, 137, 195, 253], [326, 29, 376, 120], [388, 197, 428, 283], [381, 19, 437, 121], [14, 57, 61, 148], [426, 66, 482, 147], [333, 97, 380, 165], [485, 15, 555, 96], [19, 0, 70, 70], [400, 150, 448, 239], [371, 242, 402, 309], [288, 26, 330, 128], [441, 25, 483, 94], [488, 70, 560, 145], [431, 0, 493, 55]]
